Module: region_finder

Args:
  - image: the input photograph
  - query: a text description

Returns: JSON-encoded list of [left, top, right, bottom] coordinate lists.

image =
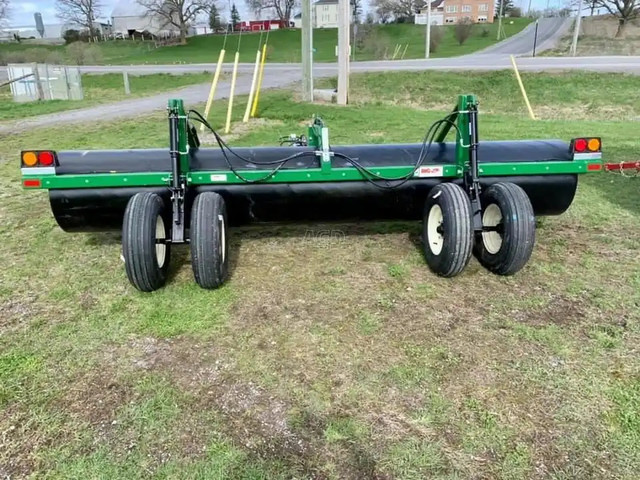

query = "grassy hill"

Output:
[[0, 19, 532, 65], [544, 15, 640, 56]]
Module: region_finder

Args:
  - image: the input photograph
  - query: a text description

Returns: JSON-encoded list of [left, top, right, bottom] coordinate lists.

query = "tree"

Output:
[[231, 3, 241, 26], [581, 0, 639, 37], [56, 0, 101, 34], [352, 0, 362, 23], [0, 0, 9, 25], [454, 17, 473, 45], [370, 0, 426, 23], [208, 4, 220, 30], [137, 0, 217, 44], [245, 0, 297, 24], [495, 0, 514, 17]]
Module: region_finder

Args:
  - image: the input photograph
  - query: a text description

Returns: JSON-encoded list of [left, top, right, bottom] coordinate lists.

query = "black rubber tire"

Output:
[[474, 182, 536, 276], [422, 183, 474, 277], [122, 192, 171, 292], [190, 192, 229, 289]]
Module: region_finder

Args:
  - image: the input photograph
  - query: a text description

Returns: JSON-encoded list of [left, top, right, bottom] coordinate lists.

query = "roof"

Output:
[[314, 0, 339, 4], [112, 0, 148, 17]]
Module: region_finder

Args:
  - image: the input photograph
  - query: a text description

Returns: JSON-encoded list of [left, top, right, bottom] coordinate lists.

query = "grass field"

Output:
[[1, 70, 639, 479], [0, 72, 213, 121], [0, 20, 532, 66]]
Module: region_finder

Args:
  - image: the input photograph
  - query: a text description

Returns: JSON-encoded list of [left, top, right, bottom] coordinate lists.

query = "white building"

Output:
[[111, 1, 180, 37], [314, 0, 352, 28], [415, 0, 445, 26]]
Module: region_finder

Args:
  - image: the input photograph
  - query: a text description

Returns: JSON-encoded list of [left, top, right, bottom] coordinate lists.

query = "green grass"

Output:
[[0, 70, 639, 478], [0, 20, 532, 65], [0, 72, 213, 121]]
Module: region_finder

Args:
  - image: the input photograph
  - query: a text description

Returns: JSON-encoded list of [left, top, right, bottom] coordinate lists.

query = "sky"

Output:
[[8, 0, 564, 27], [8, 0, 251, 26]]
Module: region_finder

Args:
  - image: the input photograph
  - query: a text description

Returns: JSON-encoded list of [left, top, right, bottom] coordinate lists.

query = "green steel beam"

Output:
[[22, 159, 602, 190]]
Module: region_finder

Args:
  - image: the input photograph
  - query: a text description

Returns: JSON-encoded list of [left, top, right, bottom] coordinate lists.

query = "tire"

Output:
[[422, 183, 473, 277], [122, 192, 171, 292], [190, 192, 229, 289], [474, 182, 536, 276]]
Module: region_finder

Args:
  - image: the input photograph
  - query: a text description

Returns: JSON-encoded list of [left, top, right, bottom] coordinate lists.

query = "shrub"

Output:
[[45, 51, 65, 64], [63, 29, 81, 44], [480, 27, 490, 37], [454, 18, 474, 45], [510, 7, 522, 17], [66, 42, 103, 65], [430, 25, 444, 53]]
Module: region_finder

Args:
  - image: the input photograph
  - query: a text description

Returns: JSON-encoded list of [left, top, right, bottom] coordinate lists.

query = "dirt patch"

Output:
[[215, 381, 308, 456], [511, 295, 587, 326], [57, 369, 134, 447], [0, 296, 38, 331], [125, 337, 311, 462]]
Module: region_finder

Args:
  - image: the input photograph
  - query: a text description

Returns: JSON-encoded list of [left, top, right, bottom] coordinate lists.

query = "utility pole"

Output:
[[497, 0, 505, 40], [570, 0, 583, 56], [302, 0, 313, 101], [425, 0, 431, 59], [337, 0, 349, 105]]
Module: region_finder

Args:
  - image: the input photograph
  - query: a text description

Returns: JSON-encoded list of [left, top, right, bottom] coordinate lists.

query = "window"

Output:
[[445, 16, 456, 23], [477, 15, 487, 22], [462, 5, 471, 12], [445, 5, 458, 13], [478, 3, 488, 11]]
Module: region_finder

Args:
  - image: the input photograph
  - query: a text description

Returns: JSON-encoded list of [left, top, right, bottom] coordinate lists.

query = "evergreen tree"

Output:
[[231, 3, 241, 27], [495, 0, 515, 17], [209, 4, 220, 30]]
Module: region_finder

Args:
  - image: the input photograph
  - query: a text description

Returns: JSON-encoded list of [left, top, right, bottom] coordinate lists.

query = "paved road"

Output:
[[473, 17, 571, 55], [2, 54, 640, 134]]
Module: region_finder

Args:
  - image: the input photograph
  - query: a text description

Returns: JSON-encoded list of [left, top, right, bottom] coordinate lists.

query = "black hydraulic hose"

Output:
[[187, 109, 464, 189]]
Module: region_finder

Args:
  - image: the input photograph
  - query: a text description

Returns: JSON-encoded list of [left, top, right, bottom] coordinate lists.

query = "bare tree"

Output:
[[592, 0, 638, 37], [454, 17, 473, 45], [370, 0, 427, 23], [245, 0, 298, 24], [0, 0, 9, 24], [56, 0, 102, 33], [137, 0, 217, 44]]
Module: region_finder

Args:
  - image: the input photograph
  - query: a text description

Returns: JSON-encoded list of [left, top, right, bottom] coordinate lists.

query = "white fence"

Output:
[[7, 63, 84, 102]]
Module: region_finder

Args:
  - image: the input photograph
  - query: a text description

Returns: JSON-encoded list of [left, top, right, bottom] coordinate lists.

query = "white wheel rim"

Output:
[[218, 214, 226, 263], [155, 215, 167, 268], [427, 204, 444, 255], [482, 203, 503, 255]]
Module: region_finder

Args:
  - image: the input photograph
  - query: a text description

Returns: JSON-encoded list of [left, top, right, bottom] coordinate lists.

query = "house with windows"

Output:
[[417, 0, 494, 25], [442, 0, 494, 23], [415, 0, 445, 25], [313, 0, 352, 28]]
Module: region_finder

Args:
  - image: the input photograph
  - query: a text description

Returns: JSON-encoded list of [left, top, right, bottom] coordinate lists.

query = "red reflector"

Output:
[[587, 163, 602, 171], [574, 139, 588, 152], [23, 179, 41, 188], [38, 151, 55, 166]]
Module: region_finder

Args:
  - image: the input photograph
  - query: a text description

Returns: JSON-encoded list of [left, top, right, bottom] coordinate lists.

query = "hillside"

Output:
[[0, 20, 532, 65]]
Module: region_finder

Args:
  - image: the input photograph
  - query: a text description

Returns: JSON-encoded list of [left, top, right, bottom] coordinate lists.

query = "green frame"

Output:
[[21, 96, 603, 190]]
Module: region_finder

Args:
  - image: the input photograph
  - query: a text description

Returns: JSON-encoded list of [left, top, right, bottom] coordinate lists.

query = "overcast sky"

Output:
[[9, 0, 559, 27]]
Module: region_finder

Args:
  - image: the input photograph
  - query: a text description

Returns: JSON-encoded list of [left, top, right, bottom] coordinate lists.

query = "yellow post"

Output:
[[510, 55, 536, 120], [243, 48, 262, 122], [250, 42, 268, 117], [200, 48, 226, 132], [225, 50, 240, 134]]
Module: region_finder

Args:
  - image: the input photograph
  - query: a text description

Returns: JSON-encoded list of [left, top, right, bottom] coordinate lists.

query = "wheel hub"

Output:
[[481, 203, 503, 254], [427, 204, 444, 255]]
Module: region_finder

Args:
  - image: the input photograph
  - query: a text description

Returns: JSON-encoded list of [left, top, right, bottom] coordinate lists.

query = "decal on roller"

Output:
[[416, 166, 444, 177], [210, 174, 228, 182]]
